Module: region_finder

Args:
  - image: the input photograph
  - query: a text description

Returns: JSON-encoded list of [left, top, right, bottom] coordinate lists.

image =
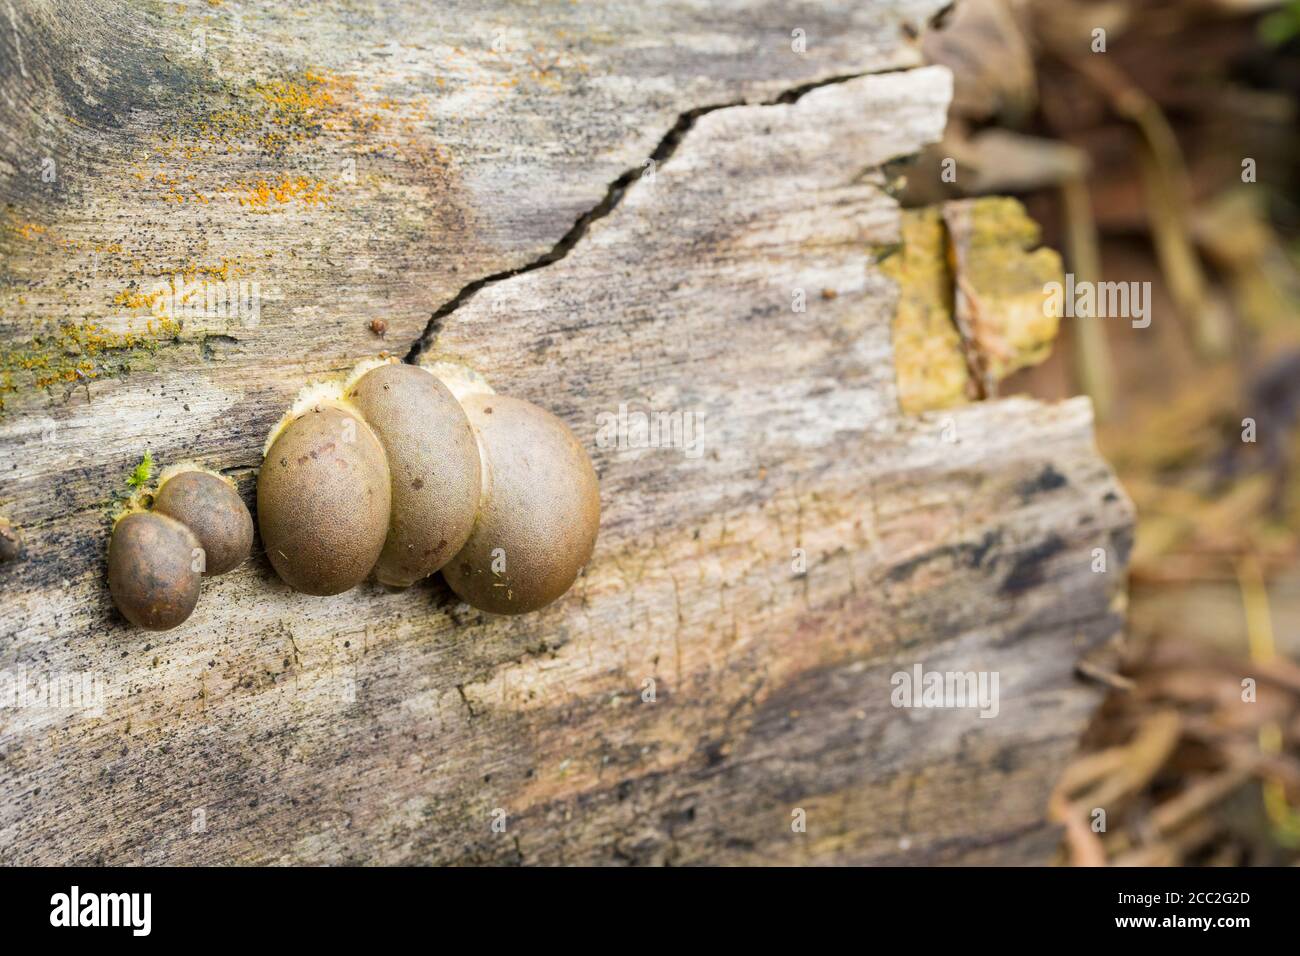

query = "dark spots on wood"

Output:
[[1109, 526, 1135, 567], [967, 529, 1001, 569], [994, 745, 1017, 775], [1016, 464, 1068, 501], [660, 804, 696, 828], [999, 533, 1067, 595], [200, 334, 238, 361], [886, 529, 1002, 583], [701, 739, 727, 768]]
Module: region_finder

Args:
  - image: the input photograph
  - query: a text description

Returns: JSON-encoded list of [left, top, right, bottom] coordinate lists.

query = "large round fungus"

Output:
[[253, 355, 601, 613], [444, 394, 600, 614], [347, 363, 481, 587], [258, 404, 392, 595], [108, 512, 202, 630]]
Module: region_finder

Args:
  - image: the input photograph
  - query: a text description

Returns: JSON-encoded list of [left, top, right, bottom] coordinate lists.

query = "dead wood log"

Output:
[[0, 0, 1133, 865]]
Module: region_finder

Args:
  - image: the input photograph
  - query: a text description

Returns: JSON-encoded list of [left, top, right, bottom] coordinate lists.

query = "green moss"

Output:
[[127, 451, 154, 490], [1260, 1, 1300, 46]]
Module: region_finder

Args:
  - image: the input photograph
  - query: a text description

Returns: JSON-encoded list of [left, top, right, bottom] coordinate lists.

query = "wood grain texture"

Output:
[[0, 1, 1133, 865]]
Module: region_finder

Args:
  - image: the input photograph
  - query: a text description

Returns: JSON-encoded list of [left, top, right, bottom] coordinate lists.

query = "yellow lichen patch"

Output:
[[236, 176, 331, 208], [111, 67, 452, 231], [147, 258, 248, 283], [106, 259, 250, 322], [165, 70, 357, 160], [881, 208, 972, 414], [943, 197, 1063, 388], [112, 288, 164, 311], [883, 197, 1064, 413], [0, 318, 182, 409], [250, 72, 344, 121], [13, 221, 47, 242]]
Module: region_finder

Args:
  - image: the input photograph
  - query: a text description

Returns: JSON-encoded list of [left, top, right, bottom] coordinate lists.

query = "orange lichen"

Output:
[[0, 317, 182, 408], [113, 288, 163, 311], [145, 259, 246, 283], [251, 74, 341, 118], [237, 176, 331, 208], [191, 258, 243, 280], [0, 65, 461, 413]]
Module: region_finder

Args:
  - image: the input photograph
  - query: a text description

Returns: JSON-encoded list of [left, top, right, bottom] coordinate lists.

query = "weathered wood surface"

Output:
[[0, 1, 1133, 865]]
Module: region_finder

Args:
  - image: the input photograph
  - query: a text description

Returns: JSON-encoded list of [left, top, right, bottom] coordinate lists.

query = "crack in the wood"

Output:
[[403, 68, 911, 363], [454, 683, 478, 719]]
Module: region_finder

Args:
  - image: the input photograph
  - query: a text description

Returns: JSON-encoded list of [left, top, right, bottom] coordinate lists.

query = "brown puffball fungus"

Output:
[[258, 404, 392, 595], [444, 394, 600, 614], [153, 468, 253, 575], [108, 512, 202, 630], [346, 363, 481, 588]]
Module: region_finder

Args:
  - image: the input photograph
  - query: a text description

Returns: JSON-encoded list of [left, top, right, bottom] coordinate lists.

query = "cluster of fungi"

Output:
[[109, 357, 600, 629]]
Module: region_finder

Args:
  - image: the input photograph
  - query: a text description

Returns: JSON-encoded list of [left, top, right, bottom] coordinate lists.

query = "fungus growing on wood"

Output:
[[444, 393, 600, 615], [107, 459, 253, 630], [257, 356, 599, 613], [154, 466, 255, 576]]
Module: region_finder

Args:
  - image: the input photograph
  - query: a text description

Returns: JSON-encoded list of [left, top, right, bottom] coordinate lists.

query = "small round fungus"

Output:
[[108, 512, 202, 630], [254, 353, 601, 613], [153, 467, 253, 575]]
